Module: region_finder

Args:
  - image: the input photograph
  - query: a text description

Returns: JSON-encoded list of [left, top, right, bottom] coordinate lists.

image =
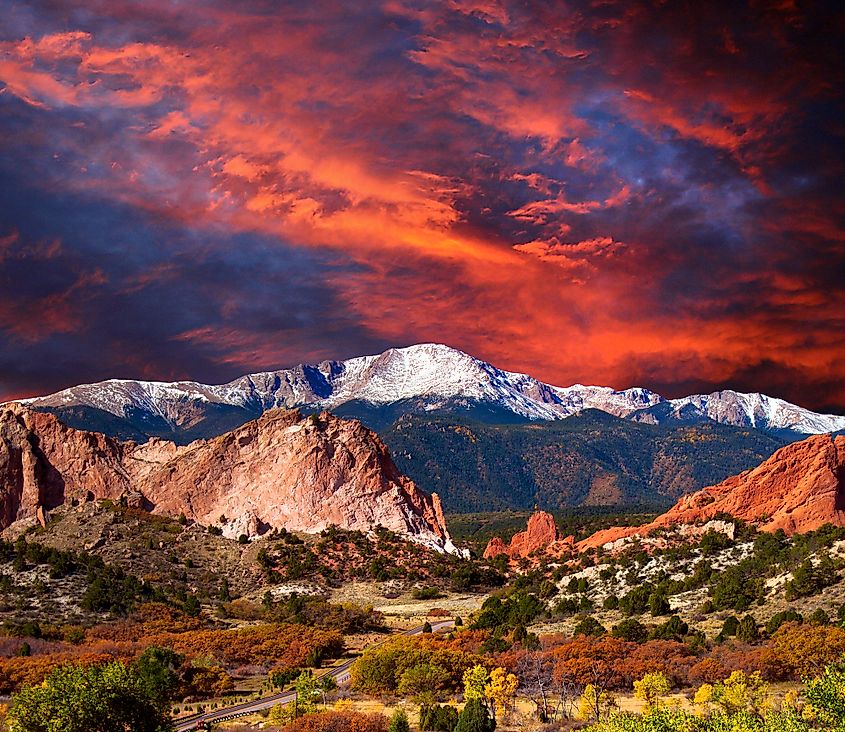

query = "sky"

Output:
[[1, 0, 844, 412]]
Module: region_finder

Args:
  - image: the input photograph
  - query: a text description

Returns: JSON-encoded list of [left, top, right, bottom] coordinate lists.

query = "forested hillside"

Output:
[[383, 410, 787, 512]]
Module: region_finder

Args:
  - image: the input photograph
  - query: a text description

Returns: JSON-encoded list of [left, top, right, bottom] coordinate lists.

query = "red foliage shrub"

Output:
[[282, 710, 388, 732]]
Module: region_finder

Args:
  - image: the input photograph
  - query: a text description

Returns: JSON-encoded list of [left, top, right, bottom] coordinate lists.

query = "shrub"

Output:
[[765, 609, 802, 636], [648, 616, 688, 642], [573, 616, 606, 637], [735, 615, 759, 643], [282, 710, 388, 732], [611, 619, 648, 643], [454, 698, 495, 732], [420, 704, 459, 732], [389, 709, 410, 732]]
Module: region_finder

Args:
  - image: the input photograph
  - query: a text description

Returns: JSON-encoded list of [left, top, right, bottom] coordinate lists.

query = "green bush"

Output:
[[573, 616, 606, 637], [420, 704, 459, 732], [7, 662, 173, 732], [412, 587, 444, 600]]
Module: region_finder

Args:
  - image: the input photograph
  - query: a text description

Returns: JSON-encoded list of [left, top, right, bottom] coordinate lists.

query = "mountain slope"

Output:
[[14, 344, 845, 442], [381, 410, 788, 512], [0, 404, 460, 553]]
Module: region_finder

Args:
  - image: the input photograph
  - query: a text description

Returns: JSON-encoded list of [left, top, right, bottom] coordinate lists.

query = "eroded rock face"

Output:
[[0, 404, 131, 528], [580, 434, 845, 550], [0, 405, 460, 554], [483, 510, 572, 559]]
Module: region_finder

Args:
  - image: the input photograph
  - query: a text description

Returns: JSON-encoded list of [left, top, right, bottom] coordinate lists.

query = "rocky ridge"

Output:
[[482, 510, 574, 560], [483, 434, 845, 559], [580, 434, 845, 550], [0, 404, 461, 554]]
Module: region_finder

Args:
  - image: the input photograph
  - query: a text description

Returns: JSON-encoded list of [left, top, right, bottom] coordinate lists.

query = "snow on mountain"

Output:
[[14, 343, 845, 437], [665, 390, 845, 435]]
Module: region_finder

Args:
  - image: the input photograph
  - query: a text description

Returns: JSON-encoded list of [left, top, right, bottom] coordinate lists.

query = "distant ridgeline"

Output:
[[13, 344, 844, 513]]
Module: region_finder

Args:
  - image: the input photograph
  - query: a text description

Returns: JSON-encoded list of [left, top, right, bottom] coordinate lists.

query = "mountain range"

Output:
[[9, 343, 845, 513], [483, 432, 845, 560], [15, 343, 845, 441], [382, 411, 787, 511]]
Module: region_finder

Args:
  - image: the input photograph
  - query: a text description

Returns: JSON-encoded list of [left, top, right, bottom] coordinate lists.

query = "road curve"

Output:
[[173, 620, 455, 731]]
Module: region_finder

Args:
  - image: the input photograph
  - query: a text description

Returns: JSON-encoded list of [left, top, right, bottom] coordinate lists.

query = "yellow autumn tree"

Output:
[[463, 664, 489, 701], [693, 683, 714, 712], [578, 683, 617, 722], [484, 667, 518, 722], [633, 671, 671, 709], [712, 670, 769, 716]]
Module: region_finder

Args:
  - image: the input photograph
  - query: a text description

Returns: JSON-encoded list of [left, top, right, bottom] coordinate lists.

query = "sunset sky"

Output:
[[1, 1, 844, 411]]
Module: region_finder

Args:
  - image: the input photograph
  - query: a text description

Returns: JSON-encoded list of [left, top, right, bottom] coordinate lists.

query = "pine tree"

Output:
[[389, 708, 411, 732], [455, 699, 495, 732]]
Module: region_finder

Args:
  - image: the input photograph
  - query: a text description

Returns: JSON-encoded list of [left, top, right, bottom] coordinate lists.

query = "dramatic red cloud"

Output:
[[0, 0, 843, 411]]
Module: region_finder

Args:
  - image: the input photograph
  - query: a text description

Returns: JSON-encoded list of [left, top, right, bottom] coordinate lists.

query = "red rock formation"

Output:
[[0, 405, 460, 553], [0, 404, 131, 528], [580, 434, 845, 550], [483, 510, 573, 560]]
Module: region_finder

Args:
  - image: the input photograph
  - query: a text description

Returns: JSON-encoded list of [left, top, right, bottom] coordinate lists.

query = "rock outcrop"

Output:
[[580, 434, 845, 550], [483, 511, 574, 560], [0, 404, 461, 554], [0, 404, 131, 529]]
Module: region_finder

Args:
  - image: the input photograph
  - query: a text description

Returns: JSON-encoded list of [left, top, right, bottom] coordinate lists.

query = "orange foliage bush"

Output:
[[0, 652, 113, 694], [82, 604, 343, 669], [437, 629, 491, 654], [86, 603, 203, 643], [552, 636, 635, 689], [180, 664, 234, 699], [282, 710, 388, 732], [623, 640, 696, 685], [163, 624, 343, 667], [705, 643, 772, 678], [767, 622, 845, 679], [688, 656, 728, 684]]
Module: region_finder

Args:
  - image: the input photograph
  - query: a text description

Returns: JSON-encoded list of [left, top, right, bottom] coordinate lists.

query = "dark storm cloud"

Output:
[[0, 177, 389, 398]]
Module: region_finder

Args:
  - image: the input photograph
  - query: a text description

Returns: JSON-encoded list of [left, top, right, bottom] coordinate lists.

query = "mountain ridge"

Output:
[[578, 432, 845, 550], [10, 344, 845, 443]]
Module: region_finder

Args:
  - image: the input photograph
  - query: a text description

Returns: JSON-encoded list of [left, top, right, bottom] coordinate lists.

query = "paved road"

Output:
[[173, 620, 455, 731]]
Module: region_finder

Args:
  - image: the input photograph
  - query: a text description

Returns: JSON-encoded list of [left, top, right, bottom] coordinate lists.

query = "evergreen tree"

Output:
[[736, 615, 759, 642], [389, 708, 411, 732], [455, 699, 495, 732]]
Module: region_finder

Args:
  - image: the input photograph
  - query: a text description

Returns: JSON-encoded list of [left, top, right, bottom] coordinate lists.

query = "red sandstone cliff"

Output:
[[0, 404, 460, 553], [580, 433, 845, 550], [483, 510, 574, 560]]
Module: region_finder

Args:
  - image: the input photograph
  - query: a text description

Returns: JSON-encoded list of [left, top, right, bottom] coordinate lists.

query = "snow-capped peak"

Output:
[[12, 343, 845, 437], [667, 390, 845, 435]]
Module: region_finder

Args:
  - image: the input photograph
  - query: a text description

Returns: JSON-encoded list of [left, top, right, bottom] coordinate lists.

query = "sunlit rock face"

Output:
[[0, 404, 462, 555], [484, 511, 574, 561]]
